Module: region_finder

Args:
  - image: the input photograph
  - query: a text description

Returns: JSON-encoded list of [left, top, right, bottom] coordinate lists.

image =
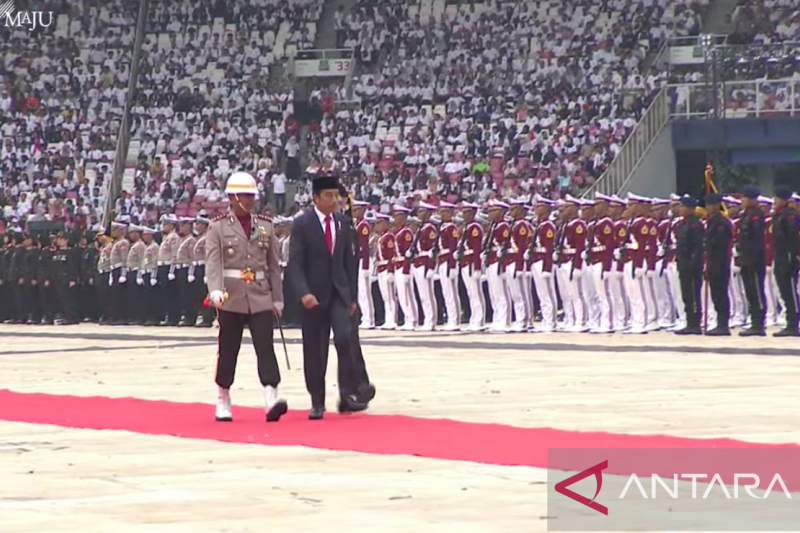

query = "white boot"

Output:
[[215, 387, 232, 422], [265, 385, 288, 422]]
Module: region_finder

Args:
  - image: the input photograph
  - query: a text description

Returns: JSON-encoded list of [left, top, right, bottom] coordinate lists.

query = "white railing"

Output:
[[582, 87, 670, 197], [668, 77, 800, 119]]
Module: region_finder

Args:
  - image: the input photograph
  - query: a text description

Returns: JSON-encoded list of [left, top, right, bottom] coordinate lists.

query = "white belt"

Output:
[[223, 269, 265, 281], [175, 263, 189, 269], [157, 261, 169, 266], [463, 250, 474, 256], [112, 263, 124, 269], [417, 250, 433, 258], [562, 248, 575, 254], [375, 260, 389, 266], [193, 260, 206, 266], [534, 247, 547, 253], [591, 246, 606, 252], [438, 248, 451, 255]]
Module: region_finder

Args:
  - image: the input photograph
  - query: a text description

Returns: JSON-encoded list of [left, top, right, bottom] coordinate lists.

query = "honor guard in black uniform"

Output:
[[158, 214, 181, 325], [704, 194, 734, 336], [141, 227, 160, 325], [737, 187, 767, 336], [771, 187, 800, 337], [0, 233, 10, 322], [126, 225, 147, 324], [674, 196, 705, 335], [96, 232, 114, 324], [80, 232, 100, 322], [38, 233, 56, 325], [52, 232, 80, 325], [190, 214, 212, 327]]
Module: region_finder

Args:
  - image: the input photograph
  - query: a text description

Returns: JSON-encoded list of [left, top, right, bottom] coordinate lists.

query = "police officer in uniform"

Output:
[[52, 231, 80, 325], [158, 215, 181, 326], [737, 187, 767, 337], [126, 225, 147, 324], [704, 193, 734, 336], [108, 221, 131, 325], [205, 172, 287, 423], [674, 196, 705, 335], [141, 227, 160, 325], [771, 187, 800, 337], [96, 232, 114, 324], [175, 218, 197, 326], [187, 215, 210, 327], [38, 233, 56, 325]]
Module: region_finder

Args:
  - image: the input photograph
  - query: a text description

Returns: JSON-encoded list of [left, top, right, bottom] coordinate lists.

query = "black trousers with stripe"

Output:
[[215, 309, 281, 389]]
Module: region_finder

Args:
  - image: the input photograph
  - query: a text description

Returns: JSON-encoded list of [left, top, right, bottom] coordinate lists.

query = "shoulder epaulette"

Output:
[[211, 214, 227, 222], [255, 215, 273, 222]]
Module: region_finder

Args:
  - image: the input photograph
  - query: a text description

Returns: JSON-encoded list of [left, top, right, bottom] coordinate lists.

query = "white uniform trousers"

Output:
[[588, 263, 614, 332], [358, 268, 374, 328], [437, 262, 461, 329], [486, 262, 510, 332], [411, 265, 436, 330], [729, 264, 747, 327], [653, 261, 676, 328], [395, 271, 417, 329], [377, 271, 397, 328], [610, 265, 628, 331], [461, 265, 485, 330], [643, 270, 659, 330], [623, 263, 649, 333], [665, 261, 686, 328], [765, 265, 780, 326], [556, 263, 587, 331], [531, 262, 557, 331], [703, 279, 717, 329], [582, 262, 600, 331], [505, 263, 530, 331]]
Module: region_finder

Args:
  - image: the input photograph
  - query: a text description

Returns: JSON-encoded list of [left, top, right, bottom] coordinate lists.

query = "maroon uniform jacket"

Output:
[[589, 216, 614, 271], [614, 219, 629, 272], [413, 222, 437, 270], [507, 219, 532, 270], [356, 219, 371, 269], [562, 218, 587, 270], [460, 221, 483, 271], [438, 221, 459, 269], [375, 231, 395, 274], [487, 221, 511, 270], [394, 226, 414, 275], [532, 219, 556, 272]]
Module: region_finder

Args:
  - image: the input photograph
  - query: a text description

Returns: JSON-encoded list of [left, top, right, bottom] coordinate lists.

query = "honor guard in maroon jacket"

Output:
[[621, 193, 655, 334], [352, 200, 374, 329], [392, 205, 417, 330], [412, 202, 438, 331], [458, 201, 485, 331], [505, 199, 532, 332], [373, 213, 397, 329], [609, 196, 630, 330], [484, 200, 511, 333], [437, 201, 461, 330], [760, 196, 780, 326], [529, 195, 557, 331], [723, 195, 747, 328], [557, 195, 588, 332], [588, 193, 616, 333]]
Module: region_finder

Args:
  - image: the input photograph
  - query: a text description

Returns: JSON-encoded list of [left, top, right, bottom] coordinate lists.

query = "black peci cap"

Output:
[[775, 187, 792, 200], [704, 193, 723, 205], [312, 175, 339, 193], [741, 186, 760, 199], [680, 195, 697, 208]]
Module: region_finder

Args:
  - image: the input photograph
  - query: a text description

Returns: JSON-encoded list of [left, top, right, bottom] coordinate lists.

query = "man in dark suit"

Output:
[[287, 175, 371, 419]]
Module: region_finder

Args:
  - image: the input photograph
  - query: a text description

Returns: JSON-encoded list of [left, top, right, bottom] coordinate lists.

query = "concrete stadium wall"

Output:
[[625, 126, 678, 198]]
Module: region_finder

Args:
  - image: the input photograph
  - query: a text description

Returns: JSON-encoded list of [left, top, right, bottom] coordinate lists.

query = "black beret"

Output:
[[704, 193, 723, 205], [312, 175, 338, 193], [680, 195, 697, 208], [742, 186, 760, 199], [775, 187, 792, 200]]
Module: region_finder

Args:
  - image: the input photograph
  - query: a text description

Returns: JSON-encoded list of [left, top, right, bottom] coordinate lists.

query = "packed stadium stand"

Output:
[[2, 0, 798, 230]]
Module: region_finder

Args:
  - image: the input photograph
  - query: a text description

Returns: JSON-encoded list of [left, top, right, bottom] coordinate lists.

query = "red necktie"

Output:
[[324, 215, 333, 255]]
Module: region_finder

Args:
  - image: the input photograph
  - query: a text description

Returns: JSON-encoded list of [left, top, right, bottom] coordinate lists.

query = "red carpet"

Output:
[[0, 389, 797, 468]]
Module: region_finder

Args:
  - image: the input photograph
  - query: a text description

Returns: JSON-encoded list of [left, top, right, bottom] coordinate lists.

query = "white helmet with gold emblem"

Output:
[[225, 172, 259, 196]]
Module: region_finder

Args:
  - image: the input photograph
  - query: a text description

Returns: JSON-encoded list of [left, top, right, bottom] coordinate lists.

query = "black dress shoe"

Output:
[[774, 327, 800, 338], [674, 326, 702, 335], [196, 322, 213, 328], [739, 327, 766, 337], [705, 327, 731, 336], [308, 406, 325, 420], [338, 394, 368, 414], [266, 399, 288, 422], [357, 383, 376, 404]]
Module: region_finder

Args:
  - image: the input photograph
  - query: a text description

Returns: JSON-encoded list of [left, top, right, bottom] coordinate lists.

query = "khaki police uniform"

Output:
[[205, 212, 284, 390], [157, 230, 181, 324], [142, 239, 159, 324], [190, 233, 212, 326], [175, 233, 197, 325], [126, 238, 146, 323]]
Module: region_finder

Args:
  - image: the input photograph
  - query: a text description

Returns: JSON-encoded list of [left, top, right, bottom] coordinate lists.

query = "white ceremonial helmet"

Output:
[[225, 172, 259, 197]]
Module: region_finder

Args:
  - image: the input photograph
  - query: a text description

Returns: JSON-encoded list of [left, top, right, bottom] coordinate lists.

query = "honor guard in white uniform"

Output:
[[392, 205, 417, 330], [373, 212, 397, 329], [141, 227, 160, 325], [436, 201, 461, 330], [506, 199, 533, 332], [206, 172, 286, 423], [457, 202, 485, 331], [157, 214, 181, 325], [483, 200, 511, 333], [528, 195, 557, 332], [723, 196, 747, 328], [125, 225, 146, 324], [352, 201, 374, 329], [410, 202, 439, 331]]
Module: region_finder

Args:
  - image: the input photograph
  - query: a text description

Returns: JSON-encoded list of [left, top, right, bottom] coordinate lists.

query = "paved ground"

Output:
[[0, 324, 798, 533]]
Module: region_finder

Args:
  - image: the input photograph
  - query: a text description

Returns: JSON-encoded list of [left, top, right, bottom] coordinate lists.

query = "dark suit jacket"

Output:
[[287, 208, 357, 307]]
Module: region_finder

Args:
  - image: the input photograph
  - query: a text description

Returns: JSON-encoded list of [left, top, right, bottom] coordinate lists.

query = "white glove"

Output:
[[273, 301, 284, 315], [188, 274, 196, 283], [733, 265, 741, 275], [480, 273, 488, 282], [542, 270, 552, 280], [613, 250, 622, 261], [426, 269, 435, 280], [480, 252, 488, 262], [571, 268, 582, 281], [370, 274, 378, 282], [404, 250, 413, 259], [657, 247, 666, 259], [136, 277, 144, 286], [551, 252, 558, 262], [732, 248, 740, 258], [119, 276, 127, 284], [387, 273, 395, 284], [108, 276, 114, 287], [646, 269, 656, 279], [524, 250, 531, 262], [581, 251, 589, 262], [168, 273, 175, 281], [150, 277, 158, 286], [209, 290, 225, 306], [203, 276, 207, 284], [448, 267, 458, 280]]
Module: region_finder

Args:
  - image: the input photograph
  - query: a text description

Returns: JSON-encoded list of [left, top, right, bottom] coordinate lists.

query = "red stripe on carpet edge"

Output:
[[1, 390, 797, 469]]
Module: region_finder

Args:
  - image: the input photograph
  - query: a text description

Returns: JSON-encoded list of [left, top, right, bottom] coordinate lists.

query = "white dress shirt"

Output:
[[314, 206, 336, 251]]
